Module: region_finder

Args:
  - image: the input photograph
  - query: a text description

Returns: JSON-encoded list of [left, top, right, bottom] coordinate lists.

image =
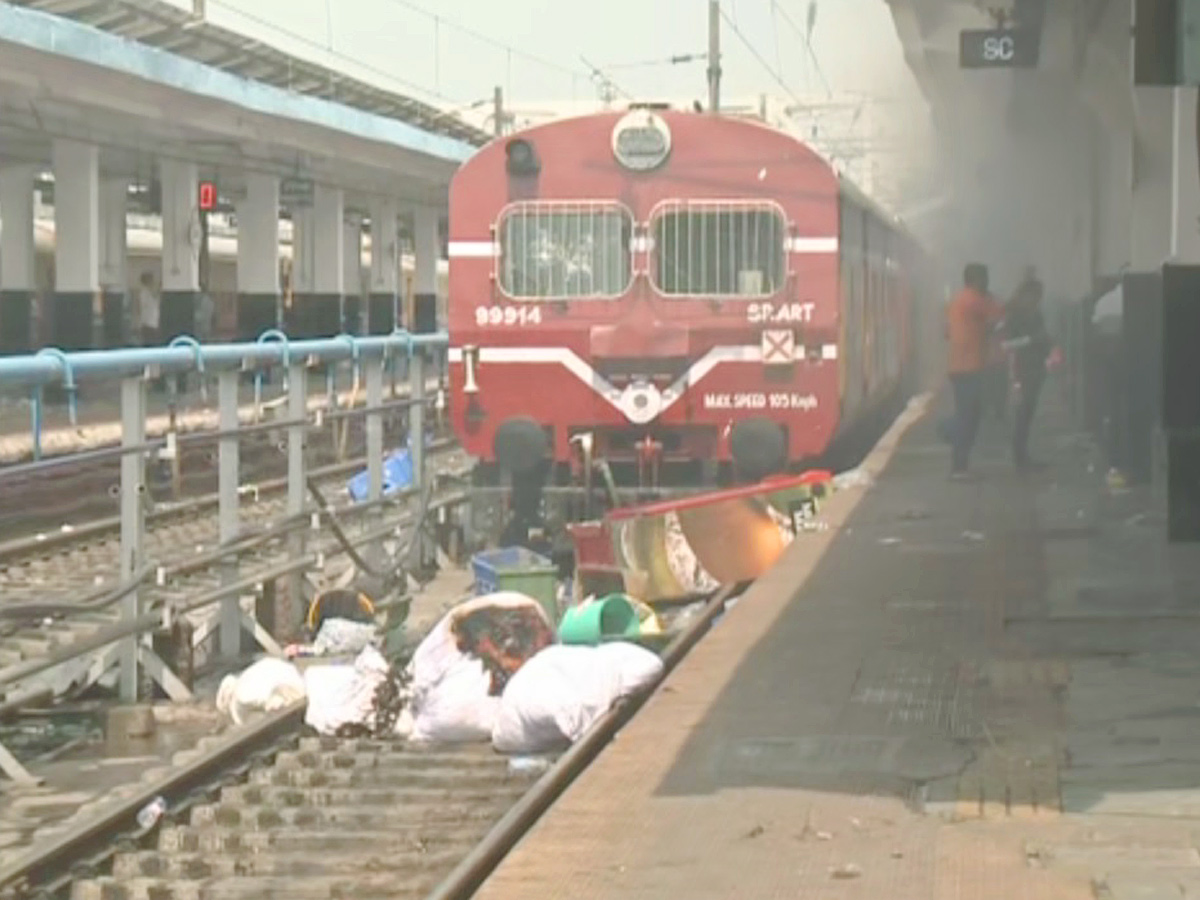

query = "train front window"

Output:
[[498, 202, 633, 300], [650, 202, 785, 298]]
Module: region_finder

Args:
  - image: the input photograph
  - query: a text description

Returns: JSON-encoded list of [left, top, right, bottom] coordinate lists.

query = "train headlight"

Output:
[[619, 380, 662, 425], [505, 139, 541, 176]]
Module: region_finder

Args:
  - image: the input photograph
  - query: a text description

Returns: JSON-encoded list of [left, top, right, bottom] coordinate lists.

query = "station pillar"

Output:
[[235, 172, 280, 341], [411, 205, 440, 335], [0, 164, 37, 354], [289, 184, 343, 338], [1169, 87, 1200, 262], [367, 197, 400, 334], [343, 212, 363, 334], [1130, 88, 1176, 272], [52, 139, 100, 350], [99, 177, 129, 348], [159, 159, 200, 341]]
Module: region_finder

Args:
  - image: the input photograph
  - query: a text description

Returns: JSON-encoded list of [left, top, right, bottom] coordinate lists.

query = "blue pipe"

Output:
[[30, 385, 43, 462], [33, 348, 77, 428], [0, 330, 446, 390]]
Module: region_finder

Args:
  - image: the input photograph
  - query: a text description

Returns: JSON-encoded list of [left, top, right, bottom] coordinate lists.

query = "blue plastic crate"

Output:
[[471, 547, 559, 623]]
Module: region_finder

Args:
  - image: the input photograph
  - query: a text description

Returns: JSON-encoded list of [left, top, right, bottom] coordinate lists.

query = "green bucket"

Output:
[[558, 594, 640, 646]]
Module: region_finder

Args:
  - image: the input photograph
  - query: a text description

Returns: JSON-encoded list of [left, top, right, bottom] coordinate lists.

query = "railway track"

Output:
[[0, 586, 742, 900], [0, 437, 471, 707]]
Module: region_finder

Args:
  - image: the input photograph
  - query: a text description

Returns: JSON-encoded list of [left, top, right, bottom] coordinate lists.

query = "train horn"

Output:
[[462, 345, 480, 394]]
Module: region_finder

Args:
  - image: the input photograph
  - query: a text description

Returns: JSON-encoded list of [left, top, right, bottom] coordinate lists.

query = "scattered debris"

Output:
[[833, 468, 874, 490], [829, 863, 863, 880], [507, 756, 553, 777], [286, 617, 378, 659], [303, 645, 400, 738], [492, 642, 663, 754], [346, 447, 414, 502], [408, 593, 553, 745], [135, 796, 167, 830], [816, 830, 834, 841], [744, 824, 766, 839], [217, 657, 306, 725]]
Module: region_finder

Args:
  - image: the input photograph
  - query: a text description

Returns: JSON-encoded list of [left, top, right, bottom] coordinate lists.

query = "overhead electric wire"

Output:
[[772, 0, 834, 97], [207, 0, 461, 104], [374, 0, 586, 80], [718, 7, 804, 105]]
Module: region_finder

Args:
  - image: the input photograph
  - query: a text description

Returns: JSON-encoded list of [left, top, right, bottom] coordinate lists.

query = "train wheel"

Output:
[[493, 417, 549, 475], [730, 418, 788, 483]]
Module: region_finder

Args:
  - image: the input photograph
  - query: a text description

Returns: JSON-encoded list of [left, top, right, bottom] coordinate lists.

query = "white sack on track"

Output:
[[303, 645, 391, 736], [491, 642, 664, 755], [408, 591, 555, 745], [216, 657, 306, 726]]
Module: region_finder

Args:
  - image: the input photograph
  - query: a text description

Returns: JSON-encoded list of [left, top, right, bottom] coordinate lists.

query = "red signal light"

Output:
[[198, 181, 217, 211]]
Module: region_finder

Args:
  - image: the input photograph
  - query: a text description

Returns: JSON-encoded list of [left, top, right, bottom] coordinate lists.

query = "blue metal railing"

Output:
[[0, 329, 448, 461]]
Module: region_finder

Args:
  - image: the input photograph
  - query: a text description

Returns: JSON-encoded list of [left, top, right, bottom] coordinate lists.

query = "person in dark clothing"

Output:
[[1004, 277, 1053, 471]]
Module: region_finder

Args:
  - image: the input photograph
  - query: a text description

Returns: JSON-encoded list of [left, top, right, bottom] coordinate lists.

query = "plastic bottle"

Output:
[[507, 757, 552, 777], [136, 796, 167, 830]]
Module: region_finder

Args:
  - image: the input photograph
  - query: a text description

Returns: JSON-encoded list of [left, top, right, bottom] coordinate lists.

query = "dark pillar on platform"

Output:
[[237, 293, 279, 342], [0, 291, 33, 355], [412, 292, 438, 335], [160, 291, 198, 343], [1162, 263, 1200, 542], [52, 292, 95, 351], [288, 294, 343, 339], [367, 294, 398, 334], [101, 290, 127, 348], [1120, 271, 1163, 485]]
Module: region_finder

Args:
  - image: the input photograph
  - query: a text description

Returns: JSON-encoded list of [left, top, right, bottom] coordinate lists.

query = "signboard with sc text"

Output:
[[280, 176, 315, 209], [959, 28, 1039, 69]]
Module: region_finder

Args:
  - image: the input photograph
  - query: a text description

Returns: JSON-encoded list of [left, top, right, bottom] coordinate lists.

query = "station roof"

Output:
[[4, 0, 492, 147]]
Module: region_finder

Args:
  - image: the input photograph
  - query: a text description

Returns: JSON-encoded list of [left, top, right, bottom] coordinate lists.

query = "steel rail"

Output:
[[0, 436, 458, 562], [424, 581, 747, 900], [0, 579, 747, 898], [0, 703, 305, 894]]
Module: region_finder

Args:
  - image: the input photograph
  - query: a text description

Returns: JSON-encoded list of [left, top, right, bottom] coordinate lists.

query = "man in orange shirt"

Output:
[[946, 263, 1004, 478]]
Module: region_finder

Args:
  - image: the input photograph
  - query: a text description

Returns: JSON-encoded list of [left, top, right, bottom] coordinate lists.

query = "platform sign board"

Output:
[[280, 176, 315, 209], [959, 28, 1039, 69], [1134, 0, 1200, 85]]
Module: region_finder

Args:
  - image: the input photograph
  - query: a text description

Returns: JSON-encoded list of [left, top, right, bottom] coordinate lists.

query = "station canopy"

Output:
[[5, 0, 492, 147]]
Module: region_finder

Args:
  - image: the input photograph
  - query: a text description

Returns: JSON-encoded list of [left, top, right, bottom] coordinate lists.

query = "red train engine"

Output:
[[447, 106, 929, 543]]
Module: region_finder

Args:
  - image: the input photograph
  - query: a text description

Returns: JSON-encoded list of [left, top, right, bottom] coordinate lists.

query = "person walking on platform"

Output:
[[1004, 274, 1053, 471], [946, 263, 1003, 479]]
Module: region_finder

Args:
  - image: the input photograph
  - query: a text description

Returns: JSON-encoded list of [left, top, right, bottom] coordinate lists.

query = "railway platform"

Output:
[[475, 389, 1200, 900]]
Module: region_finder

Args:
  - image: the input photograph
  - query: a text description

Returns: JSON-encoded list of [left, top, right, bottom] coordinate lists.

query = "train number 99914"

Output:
[[475, 305, 544, 327]]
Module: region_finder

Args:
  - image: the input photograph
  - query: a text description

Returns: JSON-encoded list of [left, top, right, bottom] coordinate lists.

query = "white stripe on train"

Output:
[[446, 343, 839, 421], [447, 236, 840, 258]]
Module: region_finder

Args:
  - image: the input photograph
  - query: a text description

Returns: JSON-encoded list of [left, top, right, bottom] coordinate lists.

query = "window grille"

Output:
[[650, 201, 786, 298], [497, 202, 633, 299]]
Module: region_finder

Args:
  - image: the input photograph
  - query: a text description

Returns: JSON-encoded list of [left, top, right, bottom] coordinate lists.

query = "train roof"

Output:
[[476, 106, 919, 248]]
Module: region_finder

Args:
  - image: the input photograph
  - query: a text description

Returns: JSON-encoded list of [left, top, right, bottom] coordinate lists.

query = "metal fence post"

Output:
[[217, 369, 241, 659], [118, 376, 146, 703], [410, 348, 426, 494], [366, 357, 384, 502], [364, 357, 385, 571], [286, 362, 308, 635]]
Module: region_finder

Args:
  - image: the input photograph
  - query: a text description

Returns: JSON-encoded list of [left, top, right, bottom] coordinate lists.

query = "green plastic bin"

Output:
[[472, 547, 560, 625]]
